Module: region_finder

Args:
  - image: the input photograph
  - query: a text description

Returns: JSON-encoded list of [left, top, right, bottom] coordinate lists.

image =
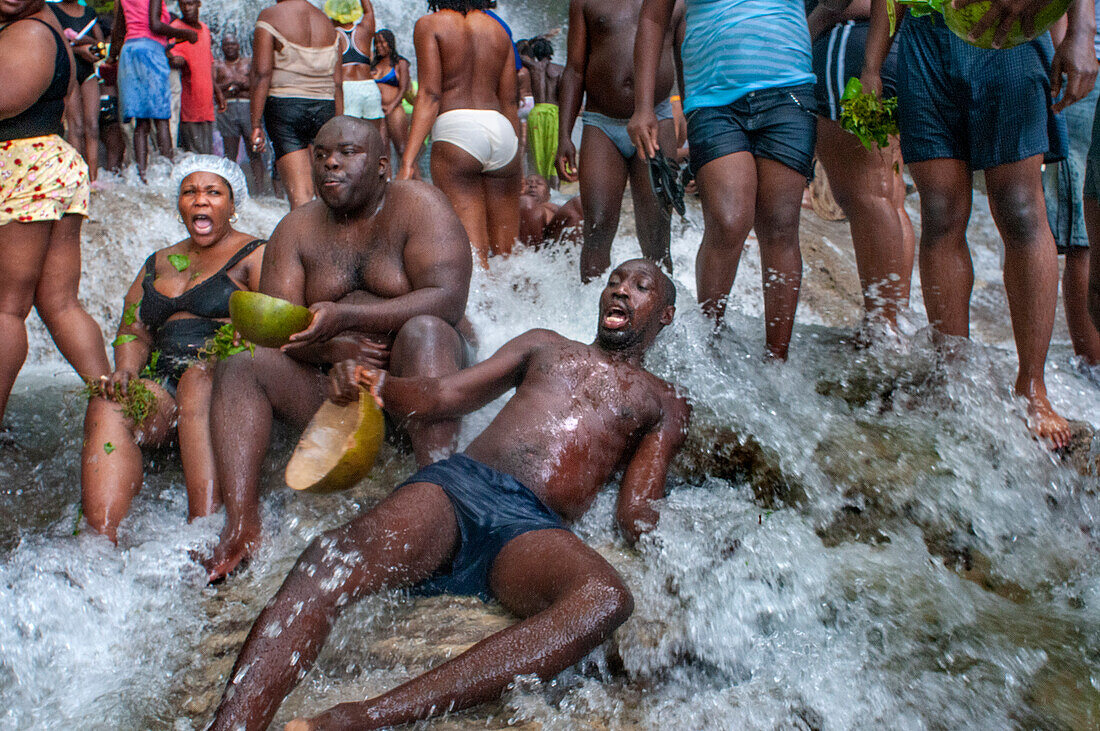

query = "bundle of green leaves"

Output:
[[838, 78, 899, 151], [82, 378, 158, 427], [199, 322, 254, 363]]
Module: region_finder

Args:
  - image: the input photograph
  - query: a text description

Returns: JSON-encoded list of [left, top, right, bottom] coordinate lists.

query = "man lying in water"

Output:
[[202, 115, 473, 581], [208, 259, 691, 730]]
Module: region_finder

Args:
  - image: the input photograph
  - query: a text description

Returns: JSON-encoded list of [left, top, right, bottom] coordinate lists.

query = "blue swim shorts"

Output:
[[399, 453, 569, 601], [896, 13, 1067, 171]]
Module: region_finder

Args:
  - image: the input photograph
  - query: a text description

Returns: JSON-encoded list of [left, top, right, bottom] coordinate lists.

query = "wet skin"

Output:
[[201, 117, 473, 581], [398, 9, 521, 267], [208, 260, 690, 731], [81, 173, 265, 541], [213, 36, 250, 100], [519, 174, 558, 245], [556, 0, 684, 280]]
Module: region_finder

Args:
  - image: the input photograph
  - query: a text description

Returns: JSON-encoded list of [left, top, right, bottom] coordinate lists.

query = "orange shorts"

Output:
[[0, 135, 89, 225]]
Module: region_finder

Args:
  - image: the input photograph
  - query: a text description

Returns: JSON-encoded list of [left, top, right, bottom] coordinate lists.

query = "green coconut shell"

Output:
[[285, 388, 386, 493], [228, 291, 314, 348], [942, 0, 1068, 49]]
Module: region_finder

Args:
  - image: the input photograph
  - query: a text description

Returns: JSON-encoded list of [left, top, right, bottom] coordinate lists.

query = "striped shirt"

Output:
[[681, 0, 815, 113]]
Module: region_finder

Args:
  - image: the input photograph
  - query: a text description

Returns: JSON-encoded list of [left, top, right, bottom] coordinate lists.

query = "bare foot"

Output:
[[201, 526, 260, 583], [284, 721, 313, 731], [1018, 380, 1071, 450]]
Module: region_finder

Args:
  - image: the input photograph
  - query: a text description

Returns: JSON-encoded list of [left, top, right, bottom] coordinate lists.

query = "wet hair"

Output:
[[373, 28, 403, 66], [528, 37, 553, 61], [516, 38, 531, 55], [427, 0, 491, 12]]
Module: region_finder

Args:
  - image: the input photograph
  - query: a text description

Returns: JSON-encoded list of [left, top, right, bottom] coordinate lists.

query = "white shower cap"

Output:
[[171, 154, 249, 208]]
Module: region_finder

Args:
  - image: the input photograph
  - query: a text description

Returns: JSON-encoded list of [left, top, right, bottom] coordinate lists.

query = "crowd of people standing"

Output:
[[3, 0, 1100, 727]]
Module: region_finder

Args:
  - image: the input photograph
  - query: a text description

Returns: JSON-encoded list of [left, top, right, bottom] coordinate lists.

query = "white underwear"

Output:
[[431, 109, 518, 172]]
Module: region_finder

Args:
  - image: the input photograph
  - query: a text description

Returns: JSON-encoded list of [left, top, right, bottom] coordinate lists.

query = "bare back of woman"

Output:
[[400, 1, 520, 269]]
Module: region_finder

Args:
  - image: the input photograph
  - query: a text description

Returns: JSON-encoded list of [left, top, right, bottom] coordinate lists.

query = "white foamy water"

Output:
[[4, 1, 1100, 727]]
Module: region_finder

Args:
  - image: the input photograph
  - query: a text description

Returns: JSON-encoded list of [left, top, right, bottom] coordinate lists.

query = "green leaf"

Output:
[[122, 300, 141, 326], [112, 334, 137, 347], [139, 350, 161, 380], [103, 442, 115, 454], [168, 254, 190, 272], [841, 77, 863, 102], [199, 322, 254, 362]]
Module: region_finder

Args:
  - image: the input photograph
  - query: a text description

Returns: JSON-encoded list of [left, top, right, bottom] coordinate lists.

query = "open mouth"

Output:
[[321, 178, 345, 189], [602, 304, 630, 330], [191, 214, 214, 235]]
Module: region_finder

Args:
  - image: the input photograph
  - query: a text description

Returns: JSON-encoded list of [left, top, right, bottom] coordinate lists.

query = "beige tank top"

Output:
[[256, 20, 339, 99]]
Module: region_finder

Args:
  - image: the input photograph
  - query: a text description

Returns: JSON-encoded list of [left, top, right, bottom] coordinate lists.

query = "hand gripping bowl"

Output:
[[228, 291, 314, 348], [286, 387, 386, 493], [944, 0, 1069, 49], [900, 0, 1071, 49]]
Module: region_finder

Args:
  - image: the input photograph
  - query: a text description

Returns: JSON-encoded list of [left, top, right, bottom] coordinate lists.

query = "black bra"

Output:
[[139, 239, 265, 330]]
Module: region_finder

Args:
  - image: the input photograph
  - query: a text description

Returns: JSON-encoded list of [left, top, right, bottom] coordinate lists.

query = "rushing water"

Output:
[[4, 2, 1100, 729]]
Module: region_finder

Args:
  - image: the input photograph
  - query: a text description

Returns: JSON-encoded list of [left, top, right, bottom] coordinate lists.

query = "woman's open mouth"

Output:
[[191, 214, 214, 235]]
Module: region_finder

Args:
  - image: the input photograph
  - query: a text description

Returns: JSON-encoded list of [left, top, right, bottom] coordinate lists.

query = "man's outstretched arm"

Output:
[[332, 329, 560, 418], [616, 389, 690, 544]]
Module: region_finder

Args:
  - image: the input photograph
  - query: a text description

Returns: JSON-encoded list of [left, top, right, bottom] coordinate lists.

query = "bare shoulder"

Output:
[[520, 328, 569, 351], [648, 373, 690, 429], [386, 178, 451, 209], [267, 201, 328, 250], [3, 14, 56, 47]]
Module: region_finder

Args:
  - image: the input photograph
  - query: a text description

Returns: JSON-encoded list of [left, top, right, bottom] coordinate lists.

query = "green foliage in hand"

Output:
[[199, 322, 254, 363], [838, 78, 899, 151]]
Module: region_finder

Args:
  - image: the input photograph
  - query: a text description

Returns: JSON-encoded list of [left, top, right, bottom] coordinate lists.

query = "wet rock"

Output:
[[1059, 420, 1099, 479], [1023, 660, 1100, 730], [364, 596, 514, 670], [674, 420, 805, 508]]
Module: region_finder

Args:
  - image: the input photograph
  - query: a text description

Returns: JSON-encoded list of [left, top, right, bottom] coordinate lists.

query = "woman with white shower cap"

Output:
[[81, 155, 266, 543]]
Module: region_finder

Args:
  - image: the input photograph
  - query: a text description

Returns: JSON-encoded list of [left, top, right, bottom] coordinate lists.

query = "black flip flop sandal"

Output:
[[647, 152, 686, 217]]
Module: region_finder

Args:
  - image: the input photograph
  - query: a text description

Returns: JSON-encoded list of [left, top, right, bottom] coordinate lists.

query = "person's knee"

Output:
[[578, 572, 634, 631], [992, 185, 1047, 248], [754, 203, 801, 247], [703, 197, 753, 243], [393, 316, 462, 367], [213, 348, 261, 394], [919, 191, 969, 244]]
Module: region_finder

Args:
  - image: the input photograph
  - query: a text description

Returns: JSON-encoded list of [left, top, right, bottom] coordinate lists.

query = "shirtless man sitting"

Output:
[[207, 259, 690, 731], [202, 116, 473, 581]]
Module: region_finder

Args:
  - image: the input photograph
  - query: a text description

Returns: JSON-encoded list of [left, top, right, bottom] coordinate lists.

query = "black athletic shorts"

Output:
[[812, 19, 899, 121], [262, 96, 336, 160]]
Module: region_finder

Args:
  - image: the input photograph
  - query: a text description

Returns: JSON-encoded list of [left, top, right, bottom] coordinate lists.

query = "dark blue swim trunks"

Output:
[[896, 13, 1067, 171], [398, 453, 569, 601]]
